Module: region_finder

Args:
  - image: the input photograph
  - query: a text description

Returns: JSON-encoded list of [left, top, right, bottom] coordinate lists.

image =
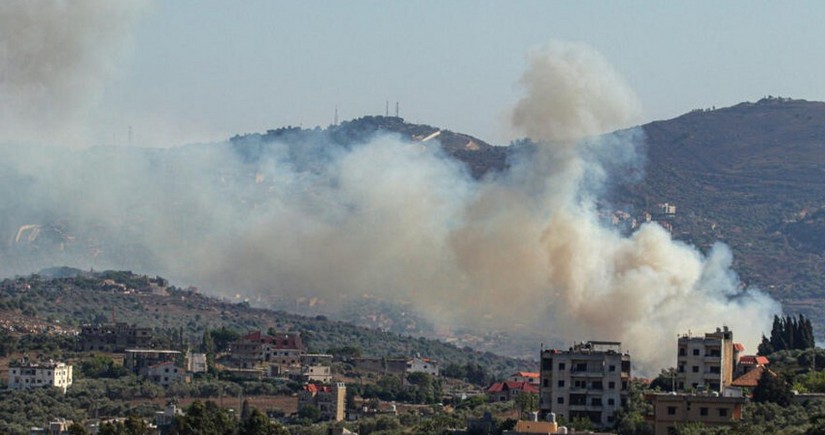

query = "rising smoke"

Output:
[[0, 25, 779, 373], [0, 0, 148, 146]]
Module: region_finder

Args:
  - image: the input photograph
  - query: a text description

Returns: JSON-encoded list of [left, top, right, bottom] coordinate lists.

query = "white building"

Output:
[[186, 352, 208, 373], [675, 327, 737, 392], [407, 356, 438, 376], [145, 361, 187, 386], [7, 360, 73, 393], [539, 341, 631, 429]]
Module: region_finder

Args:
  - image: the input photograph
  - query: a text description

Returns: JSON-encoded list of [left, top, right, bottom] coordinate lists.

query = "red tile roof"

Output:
[[514, 371, 539, 378], [733, 343, 745, 352], [303, 384, 333, 393], [732, 365, 768, 388], [738, 355, 769, 366], [486, 381, 539, 394]]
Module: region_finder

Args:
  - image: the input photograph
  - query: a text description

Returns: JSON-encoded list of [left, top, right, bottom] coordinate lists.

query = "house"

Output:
[[734, 354, 769, 378], [675, 327, 737, 392], [539, 341, 631, 429], [230, 330, 304, 369], [7, 360, 73, 393], [406, 356, 438, 376], [145, 361, 188, 386], [486, 381, 539, 402], [511, 371, 540, 385], [124, 349, 180, 375], [299, 383, 347, 422], [186, 352, 208, 373], [731, 365, 770, 389], [79, 322, 152, 352], [645, 392, 745, 435]]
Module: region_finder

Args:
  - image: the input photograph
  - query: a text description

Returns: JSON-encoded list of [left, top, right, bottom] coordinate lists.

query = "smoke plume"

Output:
[[0, 0, 147, 146], [0, 38, 779, 373]]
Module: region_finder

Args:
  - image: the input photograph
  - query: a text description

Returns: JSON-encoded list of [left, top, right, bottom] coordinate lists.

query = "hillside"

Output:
[[616, 98, 825, 326], [0, 270, 530, 377]]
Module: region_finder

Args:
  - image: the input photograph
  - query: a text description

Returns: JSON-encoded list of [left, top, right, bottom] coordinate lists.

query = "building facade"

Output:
[[231, 330, 304, 369], [299, 383, 347, 422], [79, 322, 152, 352], [7, 360, 73, 393], [675, 327, 736, 392], [539, 341, 631, 428], [645, 392, 745, 435]]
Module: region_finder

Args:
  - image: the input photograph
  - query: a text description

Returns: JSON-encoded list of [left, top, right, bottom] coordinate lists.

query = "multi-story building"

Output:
[[645, 392, 745, 435], [7, 360, 73, 393], [539, 341, 631, 428], [406, 356, 439, 376], [299, 382, 347, 422], [145, 361, 188, 386], [186, 352, 208, 373], [79, 322, 153, 352], [231, 330, 304, 369], [675, 327, 737, 392], [510, 371, 540, 385], [124, 349, 181, 374]]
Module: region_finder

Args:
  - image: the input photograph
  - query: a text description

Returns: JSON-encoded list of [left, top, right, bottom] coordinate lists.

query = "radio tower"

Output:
[[334, 105, 338, 125], [395, 102, 399, 118], [385, 100, 389, 116]]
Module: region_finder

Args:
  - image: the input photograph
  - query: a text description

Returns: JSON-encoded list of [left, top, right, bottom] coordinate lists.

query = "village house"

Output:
[[145, 361, 188, 386], [406, 356, 438, 376], [510, 371, 540, 385], [299, 382, 347, 422], [186, 352, 208, 374], [79, 322, 153, 352], [539, 341, 631, 429], [230, 330, 304, 369], [7, 360, 73, 393], [486, 381, 539, 402], [124, 349, 180, 374], [645, 392, 745, 435]]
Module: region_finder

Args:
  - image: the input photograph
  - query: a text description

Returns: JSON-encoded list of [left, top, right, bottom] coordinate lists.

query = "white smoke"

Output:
[[0, 35, 780, 374], [0, 0, 148, 146]]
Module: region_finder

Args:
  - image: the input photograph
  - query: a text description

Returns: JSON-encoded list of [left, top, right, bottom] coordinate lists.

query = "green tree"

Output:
[[752, 369, 792, 406], [241, 408, 289, 435], [514, 392, 538, 416], [297, 404, 322, 423]]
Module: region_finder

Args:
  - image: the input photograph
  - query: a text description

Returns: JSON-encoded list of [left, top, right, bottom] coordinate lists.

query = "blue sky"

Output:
[[92, 1, 825, 147]]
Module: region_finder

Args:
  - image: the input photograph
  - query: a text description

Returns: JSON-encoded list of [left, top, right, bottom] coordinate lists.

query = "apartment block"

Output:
[[7, 360, 73, 393], [675, 326, 737, 392], [539, 341, 631, 428], [645, 392, 745, 435], [299, 382, 347, 422]]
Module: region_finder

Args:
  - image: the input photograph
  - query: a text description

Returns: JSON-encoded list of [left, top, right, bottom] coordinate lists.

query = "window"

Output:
[[719, 408, 728, 417], [557, 397, 564, 404], [709, 366, 721, 374], [608, 381, 616, 389], [679, 347, 686, 356], [592, 381, 603, 390], [692, 366, 699, 373], [575, 363, 587, 372], [559, 363, 566, 370], [667, 406, 677, 415], [609, 365, 616, 372], [543, 379, 549, 387], [608, 398, 615, 406], [700, 407, 708, 416], [693, 349, 700, 356], [542, 358, 553, 370], [622, 381, 628, 390], [591, 397, 602, 406], [558, 380, 565, 388]]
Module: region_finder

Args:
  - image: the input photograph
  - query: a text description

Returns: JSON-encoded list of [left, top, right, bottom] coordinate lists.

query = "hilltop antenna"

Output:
[[385, 100, 389, 116], [395, 101, 399, 118], [334, 105, 338, 125]]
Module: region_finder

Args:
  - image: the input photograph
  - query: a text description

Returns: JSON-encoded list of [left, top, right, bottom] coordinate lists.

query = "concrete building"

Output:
[[231, 330, 304, 369], [299, 383, 347, 422], [645, 392, 745, 435], [539, 341, 631, 429], [186, 352, 208, 373], [406, 356, 439, 376], [487, 381, 539, 402], [7, 360, 73, 393], [124, 349, 181, 375], [145, 361, 188, 386], [510, 371, 540, 385], [675, 327, 737, 392], [79, 322, 152, 352]]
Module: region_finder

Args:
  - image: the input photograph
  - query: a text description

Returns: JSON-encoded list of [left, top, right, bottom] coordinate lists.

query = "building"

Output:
[[79, 322, 152, 352], [511, 371, 540, 385], [7, 360, 73, 393], [645, 392, 745, 435], [145, 361, 188, 386], [406, 356, 439, 376], [124, 349, 181, 375], [487, 381, 539, 402], [186, 352, 208, 373], [231, 330, 304, 369], [675, 327, 737, 392], [539, 341, 631, 428], [299, 383, 347, 422], [734, 354, 768, 378]]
